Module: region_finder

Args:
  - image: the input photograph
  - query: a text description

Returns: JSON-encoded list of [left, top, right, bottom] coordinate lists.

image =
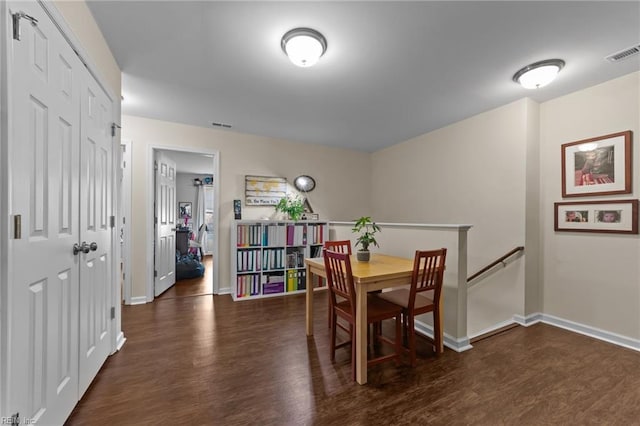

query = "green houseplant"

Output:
[[275, 195, 305, 221], [352, 216, 381, 261]]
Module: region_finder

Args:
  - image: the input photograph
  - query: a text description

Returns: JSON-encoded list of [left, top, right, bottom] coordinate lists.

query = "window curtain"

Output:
[[189, 185, 207, 258], [193, 185, 205, 234]]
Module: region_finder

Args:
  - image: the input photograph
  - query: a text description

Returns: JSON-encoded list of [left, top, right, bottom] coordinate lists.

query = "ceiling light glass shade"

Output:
[[281, 28, 327, 67], [513, 59, 565, 89]]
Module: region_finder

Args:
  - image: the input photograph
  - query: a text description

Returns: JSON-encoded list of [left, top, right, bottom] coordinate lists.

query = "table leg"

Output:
[[305, 264, 314, 336], [355, 285, 367, 384]]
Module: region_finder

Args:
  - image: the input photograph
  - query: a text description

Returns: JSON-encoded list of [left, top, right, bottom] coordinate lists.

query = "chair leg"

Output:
[[394, 314, 402, 365], [330, 310, 337, 362], [408, 315, 417, 367], [433, 309, 442, 355]]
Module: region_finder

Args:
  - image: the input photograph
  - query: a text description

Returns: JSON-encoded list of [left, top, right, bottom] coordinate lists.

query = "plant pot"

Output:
[[356, 250, 370, 262]]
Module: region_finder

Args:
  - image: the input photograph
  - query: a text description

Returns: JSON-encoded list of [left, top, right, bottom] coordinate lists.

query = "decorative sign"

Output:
[[245, 175, 287, 206]]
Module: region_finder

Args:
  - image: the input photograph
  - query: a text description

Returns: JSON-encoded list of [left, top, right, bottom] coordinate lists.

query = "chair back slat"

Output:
[[410, 248, 447, 307], [324, 240, 352, 255], [323, 249, 356, 313]]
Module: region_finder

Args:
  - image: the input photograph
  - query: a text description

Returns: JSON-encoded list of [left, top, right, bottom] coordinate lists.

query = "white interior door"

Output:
[[78, 70, 113, 397], [154, 152, 177, 296], [8, 1, 81, 423]]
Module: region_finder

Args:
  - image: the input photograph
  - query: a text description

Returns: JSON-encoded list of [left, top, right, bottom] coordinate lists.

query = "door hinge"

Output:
[[110, 215, 116, 228], [154, 270, 158, 278], [13, 215, 22, 239], [111, 123, 121, 137], [10, 412, 19, 425], [110, 307, 115, 320], [12, 11, 38, 41], [154, 161, 158, 171]]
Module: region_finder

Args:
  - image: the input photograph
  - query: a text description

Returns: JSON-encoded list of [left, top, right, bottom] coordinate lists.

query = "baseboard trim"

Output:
[[414, 320, 473, 353], [537, 313, 640, 352], [469, 320, 520, 343], [216, 286, 232, 295], [115, 332, 126, 351], [129, 296, 147, 305]]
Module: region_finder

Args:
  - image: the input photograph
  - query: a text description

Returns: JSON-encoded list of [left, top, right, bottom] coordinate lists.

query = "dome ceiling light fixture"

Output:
[[513, 59, 565, 89], [281, 27, 327, 68]]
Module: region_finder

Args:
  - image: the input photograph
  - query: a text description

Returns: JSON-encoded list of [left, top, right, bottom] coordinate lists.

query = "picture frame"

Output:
[[561, 130, 632, 197], [178, 202, 192, 219], [554, 199, 638, 234]]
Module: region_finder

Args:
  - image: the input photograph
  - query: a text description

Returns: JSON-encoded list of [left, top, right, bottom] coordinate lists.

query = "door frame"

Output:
[[120, 140, 133, 305], [146, 144, 220, 302], [0, 0, 9, 416]]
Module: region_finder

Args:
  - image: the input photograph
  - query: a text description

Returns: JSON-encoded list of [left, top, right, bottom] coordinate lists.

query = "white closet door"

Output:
[[78, 70, 113, 397], [154, 152, 177, 296], [8, 1, 81, 423]]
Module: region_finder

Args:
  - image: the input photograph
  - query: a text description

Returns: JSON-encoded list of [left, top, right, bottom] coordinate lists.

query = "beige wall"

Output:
[[122, 115, 371, 298], [540, 72, 640, 340], [53, 1, 120, 96], [371, 100, 529, 336]]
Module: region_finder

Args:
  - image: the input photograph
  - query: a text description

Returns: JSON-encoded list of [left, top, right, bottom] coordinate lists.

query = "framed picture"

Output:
[[561, 130, 632, 197], [245, 175, 287, 206], [178, 202, 192, 219], [554, 199, 638, 234]]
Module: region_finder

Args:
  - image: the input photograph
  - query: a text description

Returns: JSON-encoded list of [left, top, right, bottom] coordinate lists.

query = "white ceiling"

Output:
[[87, 1, 640, 152]]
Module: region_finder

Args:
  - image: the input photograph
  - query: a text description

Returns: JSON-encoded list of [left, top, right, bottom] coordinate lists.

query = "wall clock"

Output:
[[293, 175, 316, 192]]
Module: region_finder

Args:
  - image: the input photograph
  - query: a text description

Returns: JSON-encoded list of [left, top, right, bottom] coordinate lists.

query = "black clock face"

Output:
[[294, 175, 316, 192]]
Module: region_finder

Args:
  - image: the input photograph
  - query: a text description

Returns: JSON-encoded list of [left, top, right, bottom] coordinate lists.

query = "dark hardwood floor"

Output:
[[156, 255, 213, 300], [66, 291, 640, 425]]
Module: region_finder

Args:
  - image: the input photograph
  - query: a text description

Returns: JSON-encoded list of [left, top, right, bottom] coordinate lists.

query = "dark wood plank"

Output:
[[66, 291, 640, 425], [156, 255, 213, 300]]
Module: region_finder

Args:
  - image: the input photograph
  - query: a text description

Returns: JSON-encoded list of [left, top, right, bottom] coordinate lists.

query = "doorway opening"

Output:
[[146, 146, 220, 302]]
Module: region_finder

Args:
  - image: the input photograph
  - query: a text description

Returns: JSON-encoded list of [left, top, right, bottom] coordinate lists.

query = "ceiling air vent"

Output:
[[211, 121, 232, 129], [605, 44, 640, 62]]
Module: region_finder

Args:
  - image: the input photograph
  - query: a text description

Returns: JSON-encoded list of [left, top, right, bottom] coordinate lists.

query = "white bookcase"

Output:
[[231, 220, 328, 301]]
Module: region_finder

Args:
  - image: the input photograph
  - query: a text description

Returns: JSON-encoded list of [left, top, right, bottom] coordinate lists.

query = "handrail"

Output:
[[467, 246, 524, 283]]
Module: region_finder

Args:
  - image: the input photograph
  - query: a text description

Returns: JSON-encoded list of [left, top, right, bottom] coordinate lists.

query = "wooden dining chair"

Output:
[[323, 240, 352, 328], [377, 248, 447, 367], [323, 249, 403, 379]]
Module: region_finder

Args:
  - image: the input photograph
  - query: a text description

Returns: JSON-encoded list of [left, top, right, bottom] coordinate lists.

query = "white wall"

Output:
[[371, 100, 529, 336], [123, 115, 372, 299], [540, 72, 640, 340]]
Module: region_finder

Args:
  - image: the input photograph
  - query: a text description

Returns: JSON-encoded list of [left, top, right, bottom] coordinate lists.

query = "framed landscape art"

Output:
[[561, 130, 632, 197]]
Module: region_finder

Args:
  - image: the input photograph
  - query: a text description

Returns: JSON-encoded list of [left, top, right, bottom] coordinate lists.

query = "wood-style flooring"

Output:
[[66, 291, 640, 425], [156, 255, 213, 300]]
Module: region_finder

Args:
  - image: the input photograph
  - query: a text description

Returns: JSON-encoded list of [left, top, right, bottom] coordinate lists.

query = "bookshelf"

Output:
[[231, 220, 328, 301]]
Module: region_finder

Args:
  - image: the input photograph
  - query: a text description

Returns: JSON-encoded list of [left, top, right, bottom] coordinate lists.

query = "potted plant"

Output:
[[352, 216, 381, 262], [275, 195, 305, 221]]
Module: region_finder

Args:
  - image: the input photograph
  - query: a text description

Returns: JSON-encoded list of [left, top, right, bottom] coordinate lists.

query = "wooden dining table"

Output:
[[305, 253, 444, 384]]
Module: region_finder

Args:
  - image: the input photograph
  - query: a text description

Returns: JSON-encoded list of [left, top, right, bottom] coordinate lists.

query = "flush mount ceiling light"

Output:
[[281, 27, 327, 68], [513, 59, 565, 89]]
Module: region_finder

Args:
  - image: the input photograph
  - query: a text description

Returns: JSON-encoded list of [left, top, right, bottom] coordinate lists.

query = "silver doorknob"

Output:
[[89, 242, 98, 251], [72, 242, 91, 255]]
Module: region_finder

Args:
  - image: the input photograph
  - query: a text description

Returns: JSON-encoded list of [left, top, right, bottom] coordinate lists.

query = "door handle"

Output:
[[72, 242, 90, 255], [89, 242, 98, 251]]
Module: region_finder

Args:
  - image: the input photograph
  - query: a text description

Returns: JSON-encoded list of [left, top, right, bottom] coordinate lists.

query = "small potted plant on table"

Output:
[[352, 216, 381, 262]]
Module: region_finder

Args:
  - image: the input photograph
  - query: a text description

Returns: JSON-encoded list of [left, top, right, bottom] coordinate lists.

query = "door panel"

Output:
[[8, 1, 81, 423], [78, 71, 113, 397], [154, 152, 177, 296]]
